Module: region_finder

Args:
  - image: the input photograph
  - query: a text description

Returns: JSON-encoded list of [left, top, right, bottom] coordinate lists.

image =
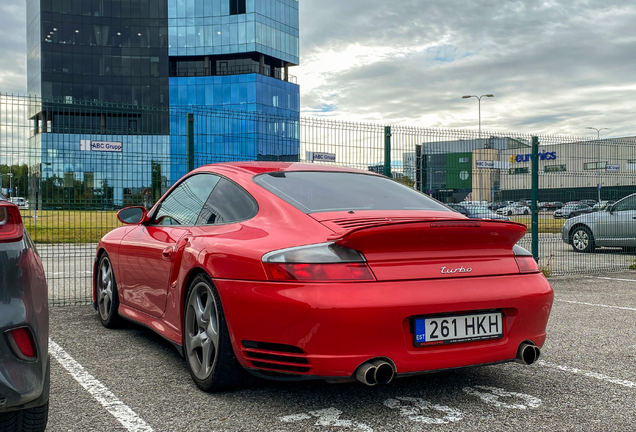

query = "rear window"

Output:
[[253, 171, 450, 213]]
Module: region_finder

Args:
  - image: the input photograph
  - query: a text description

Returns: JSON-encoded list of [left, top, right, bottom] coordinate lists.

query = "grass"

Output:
[[20, 210, 121, 243], [540, 253, 555, 278], [509, 216, 566, 234]]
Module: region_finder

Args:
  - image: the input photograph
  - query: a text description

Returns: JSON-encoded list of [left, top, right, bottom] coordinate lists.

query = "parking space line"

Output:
[[554, 299, 636, 311], [585, 276, 636, 282], [49, 339, 154, 432], [537, 361, 636, 389]]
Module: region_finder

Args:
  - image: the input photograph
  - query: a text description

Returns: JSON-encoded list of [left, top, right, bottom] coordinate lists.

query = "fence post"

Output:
[[384, 126, 392, 178], [186, 113, 195, 172], [531, 136, 539, 261], [415, 144, 422, 191]]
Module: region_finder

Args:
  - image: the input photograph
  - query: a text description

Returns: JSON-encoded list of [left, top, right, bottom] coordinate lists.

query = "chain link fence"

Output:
[[2, 94, 636, 305]]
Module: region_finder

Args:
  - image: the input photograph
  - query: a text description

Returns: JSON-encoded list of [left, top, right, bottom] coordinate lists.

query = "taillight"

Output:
[[513, 245, 540, 273], [262, 242, 375, 282], [5, 327, 37, 360], [0, 204, 24, 243]]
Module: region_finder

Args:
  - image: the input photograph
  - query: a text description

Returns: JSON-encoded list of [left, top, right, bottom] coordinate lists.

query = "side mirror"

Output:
[[117, 206, 148, 224]]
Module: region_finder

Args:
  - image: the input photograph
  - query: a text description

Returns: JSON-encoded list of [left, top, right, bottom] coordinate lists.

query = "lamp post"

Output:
[[462, 94, 494, 139], [462, 94, 494, 202], [585, 127, 610, 203]]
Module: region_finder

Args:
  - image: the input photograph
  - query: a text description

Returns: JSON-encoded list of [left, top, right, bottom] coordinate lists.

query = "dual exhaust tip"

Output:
[[515, 342, 541, 365], [354, 343, 539, 386], [355, 359, 395, 386]]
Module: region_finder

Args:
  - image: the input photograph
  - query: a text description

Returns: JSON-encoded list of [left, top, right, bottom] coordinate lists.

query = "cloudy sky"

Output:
[[2, 0, 635, 138]]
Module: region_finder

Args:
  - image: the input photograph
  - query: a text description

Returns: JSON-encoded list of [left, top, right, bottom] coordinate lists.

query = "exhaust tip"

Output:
[[371, 360, 395, 385], [355, 363, 377, 386], [355, 358, 396, 386], [515, 342, 539, 365]]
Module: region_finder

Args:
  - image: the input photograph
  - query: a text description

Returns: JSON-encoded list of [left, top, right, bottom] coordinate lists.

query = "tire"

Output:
[[524, 209, 530, 215], [507, 211, 513, 216], [570, 226, 595, 253], [96, 253, 123, 328], [0, 403, 49, 432], [184, 273, 255, 392]]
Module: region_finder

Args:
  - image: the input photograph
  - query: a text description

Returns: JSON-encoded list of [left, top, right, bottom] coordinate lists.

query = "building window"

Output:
[[458, 157, 468, 163], [508, 167, 529, 175], [544, 165, 567, 173], [584, 162, 606, 170], [230, 0, 246, 15]]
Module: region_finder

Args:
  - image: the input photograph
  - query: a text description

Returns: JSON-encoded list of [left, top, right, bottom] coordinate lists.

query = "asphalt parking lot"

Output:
[[46, 274, 635, 431]]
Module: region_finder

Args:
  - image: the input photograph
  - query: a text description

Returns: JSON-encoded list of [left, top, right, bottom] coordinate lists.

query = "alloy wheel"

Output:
[[572, 229, 590, 251], [98, 257, 114, 320], [185, 282, 220, 380]]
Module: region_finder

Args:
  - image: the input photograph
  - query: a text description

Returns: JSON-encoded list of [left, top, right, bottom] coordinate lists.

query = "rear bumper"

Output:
[[0, 238, 50, 411], [0, 356, 50, 413], [216, 273, 553, 379]]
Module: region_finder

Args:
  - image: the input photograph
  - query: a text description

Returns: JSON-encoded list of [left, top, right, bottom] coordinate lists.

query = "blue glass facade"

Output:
[[28, 0, 300, 205], [169, 73, 300, 115], [168, 0, 299, 64], [169, 74, 300, 180]]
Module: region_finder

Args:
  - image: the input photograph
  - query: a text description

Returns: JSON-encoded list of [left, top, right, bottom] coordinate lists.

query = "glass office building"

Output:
[[27, 0, 300, 205]]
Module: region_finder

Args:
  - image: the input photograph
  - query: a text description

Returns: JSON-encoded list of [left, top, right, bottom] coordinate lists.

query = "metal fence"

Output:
[[2, 93, 636, 306]]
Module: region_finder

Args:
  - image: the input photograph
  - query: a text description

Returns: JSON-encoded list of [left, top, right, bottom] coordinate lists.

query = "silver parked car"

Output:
[[562, 193, 636, 253]]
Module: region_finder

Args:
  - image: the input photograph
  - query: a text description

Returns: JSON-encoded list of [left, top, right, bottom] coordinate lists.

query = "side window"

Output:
[[154, 174, 220, 226], [196, 178, 258, 225], [614, 196, 636, 212]]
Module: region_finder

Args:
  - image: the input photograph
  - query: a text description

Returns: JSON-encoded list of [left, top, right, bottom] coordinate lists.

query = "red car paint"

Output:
[[94, 162, 553, 380]]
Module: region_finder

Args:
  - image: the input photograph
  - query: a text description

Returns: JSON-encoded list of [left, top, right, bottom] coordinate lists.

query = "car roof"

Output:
[[192, 161, 385, 177]]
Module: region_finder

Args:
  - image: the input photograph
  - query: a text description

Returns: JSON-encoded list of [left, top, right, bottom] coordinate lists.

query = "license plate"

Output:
[[413, 311, 504, 347]]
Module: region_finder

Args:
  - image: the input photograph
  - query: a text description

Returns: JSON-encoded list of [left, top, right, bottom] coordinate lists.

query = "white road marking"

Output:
[[280, 408, 372, 431], [280, 413, 312, 422], [537, 361, 636, 388], [555, 299, 636, 311], [384, 397, 463, 424], [585, 276, 636, 282], [462, 386, 541, 409], [49, 339, 154, 432]]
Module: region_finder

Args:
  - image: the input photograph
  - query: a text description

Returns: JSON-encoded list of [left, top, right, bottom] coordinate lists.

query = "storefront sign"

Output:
[[307, 151, 336, 162], [91, 141, 123, 152], [510, 150, 557, 163], [475, 160, 494, 168], [80, 140, 123, 152]]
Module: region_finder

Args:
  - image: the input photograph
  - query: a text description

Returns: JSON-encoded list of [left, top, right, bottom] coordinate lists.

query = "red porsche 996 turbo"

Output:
[[93, 162, 553, 392]]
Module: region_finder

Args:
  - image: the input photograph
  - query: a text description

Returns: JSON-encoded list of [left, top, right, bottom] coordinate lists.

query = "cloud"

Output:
[[297, 0, 636, 136], [1, 0, 635, 137], [0, 0, 27, 94]]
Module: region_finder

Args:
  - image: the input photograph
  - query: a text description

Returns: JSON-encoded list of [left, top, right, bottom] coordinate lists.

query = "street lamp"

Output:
[[462, 94, 494, 138], [585, 127, 610, 202], [462, 94, 494, 203]]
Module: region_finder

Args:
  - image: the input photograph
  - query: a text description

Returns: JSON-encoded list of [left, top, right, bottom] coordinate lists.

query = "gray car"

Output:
[[0, 197, 49, 431], [561, 193, 636, 253]]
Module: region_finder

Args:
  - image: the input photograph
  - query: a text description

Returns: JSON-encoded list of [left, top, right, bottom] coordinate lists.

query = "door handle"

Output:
[[162, 246, 174, 260]]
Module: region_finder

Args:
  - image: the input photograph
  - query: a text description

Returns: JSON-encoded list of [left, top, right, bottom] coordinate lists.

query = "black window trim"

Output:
[[149, 171, 259, 227]]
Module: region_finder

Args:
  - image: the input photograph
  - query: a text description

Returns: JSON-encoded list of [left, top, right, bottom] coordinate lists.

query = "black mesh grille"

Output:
[[250, 361, 311, 373], [245, 351, 309, 364], [242, 340, 305, 353]]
